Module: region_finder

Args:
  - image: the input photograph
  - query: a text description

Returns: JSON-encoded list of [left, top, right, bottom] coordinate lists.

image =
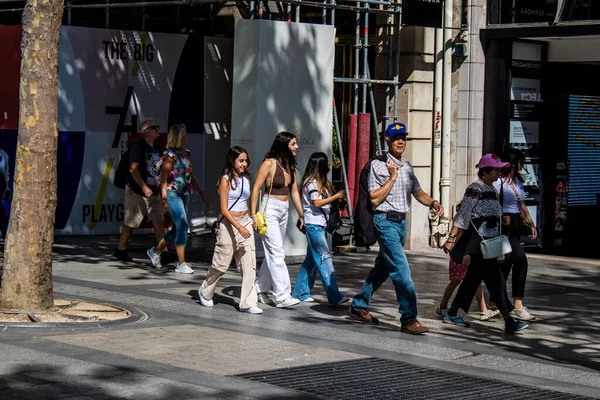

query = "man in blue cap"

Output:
[[348, 122, 444, 334]]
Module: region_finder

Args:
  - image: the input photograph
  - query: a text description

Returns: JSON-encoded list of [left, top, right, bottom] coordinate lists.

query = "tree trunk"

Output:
[[0, 0, 64, 310]]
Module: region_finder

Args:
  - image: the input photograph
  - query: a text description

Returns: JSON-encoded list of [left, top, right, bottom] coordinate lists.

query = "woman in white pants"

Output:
[[250, 131, 304, 308], [198, 146, 262, 314]]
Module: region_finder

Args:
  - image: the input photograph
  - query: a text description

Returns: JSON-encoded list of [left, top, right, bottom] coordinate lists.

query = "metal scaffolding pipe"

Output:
[[384, 7, 392, 130], [393, 3, 401, 122], [0, 0, 401, 14], [334, 77, 400, 85], [353, 2, 360, 115], [366, 68, 383, 155], [361, 2, 369, 113], [333, 100, 354, 226]]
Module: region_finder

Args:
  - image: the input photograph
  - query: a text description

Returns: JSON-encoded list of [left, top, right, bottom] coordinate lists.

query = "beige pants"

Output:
[[201, 214, 257, 309]]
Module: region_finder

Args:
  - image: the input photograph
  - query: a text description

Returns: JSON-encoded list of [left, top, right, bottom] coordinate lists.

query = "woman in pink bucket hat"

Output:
[[440, 154, 529, 333]]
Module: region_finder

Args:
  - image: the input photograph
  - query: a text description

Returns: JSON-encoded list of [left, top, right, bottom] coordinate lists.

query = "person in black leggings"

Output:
[[442, 154, 528, 333], [493, 148, 537, 322]]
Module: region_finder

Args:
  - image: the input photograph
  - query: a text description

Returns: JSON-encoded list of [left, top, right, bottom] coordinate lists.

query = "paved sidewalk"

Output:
[[0, 234, 599, 399]]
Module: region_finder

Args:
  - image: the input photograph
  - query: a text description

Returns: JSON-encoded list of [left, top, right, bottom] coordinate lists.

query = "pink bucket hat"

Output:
[[476, 153, 510, 169]]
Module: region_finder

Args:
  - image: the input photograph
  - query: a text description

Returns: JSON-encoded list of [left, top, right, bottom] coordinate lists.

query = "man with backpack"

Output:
[[347, 122, 445, 335], [113, 118, 167, 263]]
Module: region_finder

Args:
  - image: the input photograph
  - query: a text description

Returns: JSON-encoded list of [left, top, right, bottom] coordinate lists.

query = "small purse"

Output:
[[471, 220, 512, 260], [211, 177, 244, 236], [256, 160, 276, 236]]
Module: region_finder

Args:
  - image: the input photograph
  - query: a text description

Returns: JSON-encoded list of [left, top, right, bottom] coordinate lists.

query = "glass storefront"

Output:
[[489, 0, 600, 25]]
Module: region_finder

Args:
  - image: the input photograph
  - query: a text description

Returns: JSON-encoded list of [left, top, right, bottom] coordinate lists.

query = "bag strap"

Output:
[[309, 188, 330, 224], [217, 177, 244, 224], [507, 179, 522, 201], [260, 159, 276, 214]]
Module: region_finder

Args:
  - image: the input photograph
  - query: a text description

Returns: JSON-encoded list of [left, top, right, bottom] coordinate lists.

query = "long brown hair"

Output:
[[218, 146, 251, 189], [300, 152, 335, 197]]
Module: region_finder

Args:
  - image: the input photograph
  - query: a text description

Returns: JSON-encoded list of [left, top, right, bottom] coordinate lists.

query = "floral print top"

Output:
[[163, 148, 193, 196]]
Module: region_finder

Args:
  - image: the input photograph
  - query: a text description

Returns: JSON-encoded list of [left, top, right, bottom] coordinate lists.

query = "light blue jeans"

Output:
[[164, 190, 190, 247], [292, 224, 344, 305], [350, 214, 418, 323]]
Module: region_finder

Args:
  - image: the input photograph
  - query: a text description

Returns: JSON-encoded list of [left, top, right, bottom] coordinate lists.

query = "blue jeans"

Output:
[[164, 190, 189, 247], [292, 224, 344, 305], [351, 214, 418, 323]]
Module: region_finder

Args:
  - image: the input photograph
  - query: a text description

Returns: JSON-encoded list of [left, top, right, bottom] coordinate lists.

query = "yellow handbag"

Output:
[[256, 160, 275, 235]]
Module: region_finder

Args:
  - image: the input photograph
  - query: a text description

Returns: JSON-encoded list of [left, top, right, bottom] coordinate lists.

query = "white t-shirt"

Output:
[[301, 180, 331, 226], [223, 175, 250, 212], [493, 178, 525, 214]]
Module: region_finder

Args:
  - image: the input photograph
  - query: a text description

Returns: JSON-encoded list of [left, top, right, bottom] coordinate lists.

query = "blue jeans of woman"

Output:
[[164, 190, 189, 247], [350, 214, 418, 324], [292, 224, 344, 305]]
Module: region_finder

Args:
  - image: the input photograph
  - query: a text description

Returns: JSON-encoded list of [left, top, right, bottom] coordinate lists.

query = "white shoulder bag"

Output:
[[471, 219, 512, 260]]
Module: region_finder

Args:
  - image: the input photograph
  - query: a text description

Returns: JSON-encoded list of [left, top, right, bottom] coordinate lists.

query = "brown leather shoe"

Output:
[[401, 320, 429, 335], [347, 307, 379, 324]]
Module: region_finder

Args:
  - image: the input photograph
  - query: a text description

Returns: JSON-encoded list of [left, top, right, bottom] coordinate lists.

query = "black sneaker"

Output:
[[160, 251, 178, 265], [113, 248, 133, 262]]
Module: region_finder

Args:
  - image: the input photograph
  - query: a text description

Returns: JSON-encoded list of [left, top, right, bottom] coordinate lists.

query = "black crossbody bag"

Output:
[[211, 177, 244, 236]]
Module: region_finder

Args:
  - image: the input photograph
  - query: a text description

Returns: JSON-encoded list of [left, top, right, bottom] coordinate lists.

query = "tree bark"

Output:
[[0, 0, 64, 310]]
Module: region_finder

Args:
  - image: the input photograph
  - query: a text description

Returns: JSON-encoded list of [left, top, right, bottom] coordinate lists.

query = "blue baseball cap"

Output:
[[385, 122, 407, 138]]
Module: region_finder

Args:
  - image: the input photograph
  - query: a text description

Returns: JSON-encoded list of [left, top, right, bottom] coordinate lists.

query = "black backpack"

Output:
[[113, 149, 131, 189], [354, 153, 387, 247]]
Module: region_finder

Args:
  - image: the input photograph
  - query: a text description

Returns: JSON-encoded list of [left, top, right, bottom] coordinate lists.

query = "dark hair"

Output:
[[264, 131, 297, 173], [301, 152, 335, 196], [219, 146, 251, 189], [500, 148, 525, 182], [477, 166, 496, 179]]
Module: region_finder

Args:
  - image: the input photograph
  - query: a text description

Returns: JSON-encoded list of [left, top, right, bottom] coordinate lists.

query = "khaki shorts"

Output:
[[124, 186, 164, 228]]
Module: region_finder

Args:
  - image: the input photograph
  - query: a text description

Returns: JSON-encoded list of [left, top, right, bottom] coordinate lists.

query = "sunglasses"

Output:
[[145, 125, 160, 131]]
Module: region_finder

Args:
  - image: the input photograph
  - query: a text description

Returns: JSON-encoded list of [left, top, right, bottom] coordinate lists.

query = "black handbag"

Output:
[[211, 177, 244, 236]]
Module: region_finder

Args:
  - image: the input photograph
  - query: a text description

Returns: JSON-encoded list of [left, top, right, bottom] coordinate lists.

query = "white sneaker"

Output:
[[301, 297, 315, 302], [257, 293, 274, 305], [146, 248, 162, 268], [276, 296, 300, 308], [198, 290, 213, 307], [241, 306, 263, 314], [479, 309, 500, 321], [510, 306, 536, 321], [174, 262, 194, 274]]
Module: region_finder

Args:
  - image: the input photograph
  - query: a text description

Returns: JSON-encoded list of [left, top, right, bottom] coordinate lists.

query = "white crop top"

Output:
[[224, 175, 250, 212]]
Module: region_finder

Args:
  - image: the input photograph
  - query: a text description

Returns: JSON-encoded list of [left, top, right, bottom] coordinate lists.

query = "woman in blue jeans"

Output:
[[292, 152, 349, 306], [147, 124, 209, 274]]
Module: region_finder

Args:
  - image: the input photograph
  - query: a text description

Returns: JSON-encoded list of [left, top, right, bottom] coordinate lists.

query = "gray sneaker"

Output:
[[510, 306, 536, 321], [146, 248, 162, 268], [257, 293, 274, 305]]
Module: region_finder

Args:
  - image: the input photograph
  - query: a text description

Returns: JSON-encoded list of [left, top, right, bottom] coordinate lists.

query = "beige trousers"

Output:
[[201, 214, 258, 309]]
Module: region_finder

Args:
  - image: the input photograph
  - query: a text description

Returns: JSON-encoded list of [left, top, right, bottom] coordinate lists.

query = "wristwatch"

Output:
[[430, 200, 439, 208]]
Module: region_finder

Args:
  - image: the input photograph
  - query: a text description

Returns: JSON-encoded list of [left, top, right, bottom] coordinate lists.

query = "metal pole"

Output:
[[250, 0, 255, 18], [287, 3, 291, 21], [334, 77, 398, 85], [432, 28, 443, 202], [366, 69, 382, 155], [258, 0, 263, 18], [333, 101, 353, 220], [105, 0, 109, 29], [353, 2, 360, 115], [330, 0, 335, 24], [441, 0, 453, 211], [322, 0, 327, 23], [384, 7, 392, 128], [295, 4, 300, 21], [393, 3, 401, 122], [362, 3, 369, 113], [67, 0, 72, 25]]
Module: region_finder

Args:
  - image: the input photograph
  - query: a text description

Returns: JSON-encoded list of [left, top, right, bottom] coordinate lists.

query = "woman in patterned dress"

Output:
[[147, 124, 209, 274]]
